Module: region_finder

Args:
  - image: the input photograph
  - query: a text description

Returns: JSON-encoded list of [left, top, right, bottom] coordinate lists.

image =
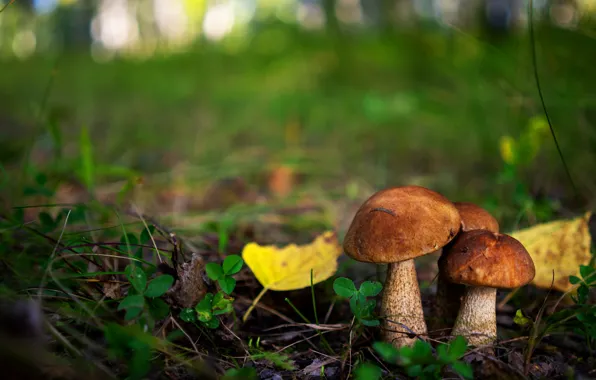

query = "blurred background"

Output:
[[1, 0, 596, 234]]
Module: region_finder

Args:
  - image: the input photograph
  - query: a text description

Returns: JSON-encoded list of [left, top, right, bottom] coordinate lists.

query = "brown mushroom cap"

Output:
[[440, 229, 535, 288], [343, 186, 461, 264], [454, 202, 499, 233]]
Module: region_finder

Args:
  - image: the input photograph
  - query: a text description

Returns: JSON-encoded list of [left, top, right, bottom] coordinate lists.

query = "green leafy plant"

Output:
[[333, 277, 382, 326], [104, 322, 164, 380], [118, 264, 174, 322], [364, 336, 472, 380], [488, 115, 557, 224], [245, 337, 295, 371], [180, 291, 234, 329], [514, 264, 596, 374], [222, 366, 258, 380], [353, 362, 383, 380], [23, 172, 55, 198], [119, 225, 156, 260], [205, 254, 244, 295], [179, 255, 244, 329]]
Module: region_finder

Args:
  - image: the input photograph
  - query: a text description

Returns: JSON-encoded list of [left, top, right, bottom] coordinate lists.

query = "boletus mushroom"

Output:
[[432, 202, 500, 336], [439, 229, 535, 346], [343, 186, 461, 348]]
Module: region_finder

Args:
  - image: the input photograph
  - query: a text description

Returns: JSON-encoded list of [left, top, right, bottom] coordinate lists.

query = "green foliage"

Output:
[[333, 277, 382, 326], [205, 254, 244, 295], [104, 323, 163, 380], [513, 309, 532, 327], [364, 336, 472, 380], [246, 337, 296, 371], [79, 125, 95, 193], [179, 255, 244, 329], [354, 362, 383, 380], [222, 367, 258, 379], [567, 266, 596, 348], [520, 264, 596, 368], [118, 264, 174, 323], [489, 116, 558, 224], [23, 172, 55, 197]]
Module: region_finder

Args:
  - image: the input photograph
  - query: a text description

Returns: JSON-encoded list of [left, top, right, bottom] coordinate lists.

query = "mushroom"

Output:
[[343, 186, 461, 348], [432, 202, 500, 336], [439, 229, 535, 346]]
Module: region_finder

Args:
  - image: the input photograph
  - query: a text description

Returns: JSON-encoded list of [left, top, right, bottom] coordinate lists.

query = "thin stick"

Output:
[[497, 287, 520, 310], [133, 203, 163, 263]]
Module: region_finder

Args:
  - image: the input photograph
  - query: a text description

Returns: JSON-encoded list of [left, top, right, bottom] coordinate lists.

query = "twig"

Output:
[[0, 0, 16, 13], [38, 210, 71, 301], [170, 316, 201, 357], [262, 323, 348, 332], [133, 203, 163, 263]]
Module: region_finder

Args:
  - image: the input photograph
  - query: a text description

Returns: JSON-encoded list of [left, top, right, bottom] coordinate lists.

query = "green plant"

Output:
[[119, 225, 156, 260], [245, 337, 296, 371], [179, 291, 234, 329], [104, 322, 165, 380], [364, 336, 473, 380], [205, 254, 244, 295], [117, 264, 174, 323], [222, 366, 258, 379], [353, 362, 383, 380], [514, 264, 596, 374], [333, 277, 382, 326], [488, 115, 558, 224], [179, 255, 244, 329]]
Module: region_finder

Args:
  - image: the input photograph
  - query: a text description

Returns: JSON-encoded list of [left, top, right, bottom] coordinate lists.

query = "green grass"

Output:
[[1, 24, 595, 225], [1, 21, 596, 378]]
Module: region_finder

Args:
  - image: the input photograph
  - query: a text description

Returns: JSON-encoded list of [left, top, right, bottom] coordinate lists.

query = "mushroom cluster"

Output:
[[439, 230, 535, 345], [432, 202, 500, 336], [343, 186, 535, 349]]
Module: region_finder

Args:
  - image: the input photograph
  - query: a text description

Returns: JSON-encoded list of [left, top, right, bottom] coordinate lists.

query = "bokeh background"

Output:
[[1, 0, 596, 234]]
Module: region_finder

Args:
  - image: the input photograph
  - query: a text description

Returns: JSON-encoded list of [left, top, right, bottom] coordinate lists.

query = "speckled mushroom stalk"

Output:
[[432, 202, 500, 337], [343, 186, 461, 348], [451, 286, 497, 346], [381, 259, 427, 347], [440, 230, 535, 347]]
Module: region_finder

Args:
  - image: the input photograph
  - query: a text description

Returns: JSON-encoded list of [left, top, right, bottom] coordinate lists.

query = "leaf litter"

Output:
[[1, 175, 596, 380]]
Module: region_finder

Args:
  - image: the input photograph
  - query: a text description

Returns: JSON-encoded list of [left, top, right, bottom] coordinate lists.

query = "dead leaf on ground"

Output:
[[510, 211, 593, 292], [241, 231, 342, 321], [103, 281, 122, 299]]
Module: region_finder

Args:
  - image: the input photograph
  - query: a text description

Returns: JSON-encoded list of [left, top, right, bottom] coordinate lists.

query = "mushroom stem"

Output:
[[451, 286, 497, 346], [432, 271, 465, 336], [381, 259, 427, 347]]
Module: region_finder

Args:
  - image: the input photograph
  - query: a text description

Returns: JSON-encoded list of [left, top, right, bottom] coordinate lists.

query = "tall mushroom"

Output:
[[432, 202, 500, 336], [343, 186, 461, 348], [439, 229, 535, 346]]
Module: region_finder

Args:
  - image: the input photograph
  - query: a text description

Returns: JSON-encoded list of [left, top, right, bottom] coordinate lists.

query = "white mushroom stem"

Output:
[[451, 286, 497, 346], [381, 259, 428, 348]]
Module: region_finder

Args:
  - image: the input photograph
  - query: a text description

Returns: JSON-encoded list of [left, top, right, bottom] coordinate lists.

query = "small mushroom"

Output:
[[439, 229, 535, 346], [432, 202, 500, 336], [343, 186, 461, 348]]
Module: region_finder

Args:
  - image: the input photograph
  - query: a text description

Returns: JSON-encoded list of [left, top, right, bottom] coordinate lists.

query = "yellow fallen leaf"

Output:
[[241, 231, 341, 321], [510, 212, 592, 292]]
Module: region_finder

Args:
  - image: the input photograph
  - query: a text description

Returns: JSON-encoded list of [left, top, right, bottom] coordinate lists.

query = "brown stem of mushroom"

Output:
[[381, 259, 427, 348], [431, 271, 465, 337], [451, 286, 497, 347]]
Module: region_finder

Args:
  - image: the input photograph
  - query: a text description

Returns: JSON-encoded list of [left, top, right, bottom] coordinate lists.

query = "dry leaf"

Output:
[[510, 212, 592, 292], [165, 253, 207, 308], [241, 231, 341, 321], [103, 281, 122, 300]]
